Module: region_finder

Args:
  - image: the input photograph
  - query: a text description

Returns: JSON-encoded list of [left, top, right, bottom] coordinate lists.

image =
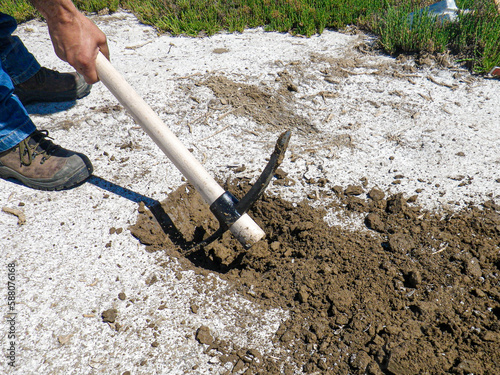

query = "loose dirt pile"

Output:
[[130, 179, 500, 374]]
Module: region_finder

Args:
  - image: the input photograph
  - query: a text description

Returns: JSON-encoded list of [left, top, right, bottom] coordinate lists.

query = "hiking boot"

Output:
[[0, 130, 93, 191], [14, 67, 92, 105]]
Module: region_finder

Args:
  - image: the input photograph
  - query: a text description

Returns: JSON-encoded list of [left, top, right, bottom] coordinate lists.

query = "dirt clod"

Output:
[[195, 326, 213, 346], [365, 213, 385, 232], [101, 309, 117, 323]]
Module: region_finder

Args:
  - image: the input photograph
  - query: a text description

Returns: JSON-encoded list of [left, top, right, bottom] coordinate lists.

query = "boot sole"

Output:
[[0, 162, 93, 191]]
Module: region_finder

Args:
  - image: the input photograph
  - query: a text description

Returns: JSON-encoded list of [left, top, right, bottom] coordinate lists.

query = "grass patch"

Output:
[[372, 0, 500, 73], [1, 0, 499, 72]]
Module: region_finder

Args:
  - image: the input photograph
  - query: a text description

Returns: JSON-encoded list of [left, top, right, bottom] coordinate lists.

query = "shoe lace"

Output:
[[19, 130, 57, 166]]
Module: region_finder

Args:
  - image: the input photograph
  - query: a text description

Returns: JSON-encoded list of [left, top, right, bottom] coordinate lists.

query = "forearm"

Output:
[[29, 0, 79, 24]]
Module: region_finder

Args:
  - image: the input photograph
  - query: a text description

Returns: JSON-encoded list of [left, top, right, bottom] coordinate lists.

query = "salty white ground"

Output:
[[0, 9, 499, 375]]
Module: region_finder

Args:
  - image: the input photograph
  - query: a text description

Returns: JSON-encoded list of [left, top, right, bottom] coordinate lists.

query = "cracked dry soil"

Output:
[[130, 177, 500, 375]]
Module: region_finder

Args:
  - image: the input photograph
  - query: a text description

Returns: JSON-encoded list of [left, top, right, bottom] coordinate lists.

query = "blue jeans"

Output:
[[0, 13, 39, 153]]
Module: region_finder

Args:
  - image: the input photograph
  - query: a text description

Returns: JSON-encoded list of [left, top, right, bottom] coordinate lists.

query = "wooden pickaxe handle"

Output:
[[95, 52, 265, 247]]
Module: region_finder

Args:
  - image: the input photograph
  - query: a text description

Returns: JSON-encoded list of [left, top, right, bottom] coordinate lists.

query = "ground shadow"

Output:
[[24, 100, 76, 115], [88, 176, 239, 273], [87, 175, 191, 248], [2, 174, 226, 270]]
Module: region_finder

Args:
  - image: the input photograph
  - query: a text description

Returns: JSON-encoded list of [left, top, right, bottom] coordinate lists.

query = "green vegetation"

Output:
[[1, 0, 499, 73], [372, 0, 500, 73]]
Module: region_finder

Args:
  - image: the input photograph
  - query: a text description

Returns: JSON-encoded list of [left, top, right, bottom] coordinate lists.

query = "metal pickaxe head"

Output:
[[201, 130, 292, 248]]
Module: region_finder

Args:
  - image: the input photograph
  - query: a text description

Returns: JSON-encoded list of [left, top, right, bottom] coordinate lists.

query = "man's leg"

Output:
[[0, 12, 91, 105], [0, 63, 93, 190], [0, 13, 93, 190], [0, 57, 36, 153], [0, 13, 40, 85]]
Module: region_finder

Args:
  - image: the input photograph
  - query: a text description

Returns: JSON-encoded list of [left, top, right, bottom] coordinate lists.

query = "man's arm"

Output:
[[29, 0, 109, 84]]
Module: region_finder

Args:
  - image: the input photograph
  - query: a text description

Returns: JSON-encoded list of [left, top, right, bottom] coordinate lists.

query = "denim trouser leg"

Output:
[[0, 13, 38, 153]]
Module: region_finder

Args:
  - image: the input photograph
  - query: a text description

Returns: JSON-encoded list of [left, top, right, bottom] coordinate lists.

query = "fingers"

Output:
[[80, 59, 99, 85], [66, 44, 102, 84], [80, 42, 109, 84], [47, 12, 109, 84], [99, 40, 110, 61], [81, 26, 109, 84]]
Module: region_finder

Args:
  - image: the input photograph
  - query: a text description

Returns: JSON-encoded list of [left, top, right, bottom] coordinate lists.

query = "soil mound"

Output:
[[130, 180, 500, 374]]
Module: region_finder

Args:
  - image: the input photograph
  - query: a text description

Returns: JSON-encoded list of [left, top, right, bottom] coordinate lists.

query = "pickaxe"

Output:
[[95, 52, 290, 248]]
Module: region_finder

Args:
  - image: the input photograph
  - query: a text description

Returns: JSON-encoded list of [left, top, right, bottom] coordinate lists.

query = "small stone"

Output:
[[386, 344, 417, 374], [138, 201, 146, 213], [405, 270, 422, 288], [367, 362, 384, 375], [465, 257, 482, 278], [368, 188, 385, 201], [213, 47, 229, 54], [332, 185, 344, 196], [280, 330, 295, 343], [345, 185, 364, 196], [365, 213, 385, 232], [335, 314, 350, 326], [151, 341, 159, 348], [118, 292, 126, 300], [234, 165, 246, 173], [270, 241, 281, 251], [407, 195, 418, 203], [58, 334, 72, 345], [274, 168, 287, 179], [195, 325, 213, 345], [388, 233, 415, 253], [232, 359, 246, 373], [482, 331, 498, 342], [101, 309, 118, 323], [386, 193, 407, 214]]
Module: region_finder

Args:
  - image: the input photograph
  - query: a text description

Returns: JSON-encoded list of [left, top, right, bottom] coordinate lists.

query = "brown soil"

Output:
[[202, 75, 315, 133], [129, 178, 500, 375]]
